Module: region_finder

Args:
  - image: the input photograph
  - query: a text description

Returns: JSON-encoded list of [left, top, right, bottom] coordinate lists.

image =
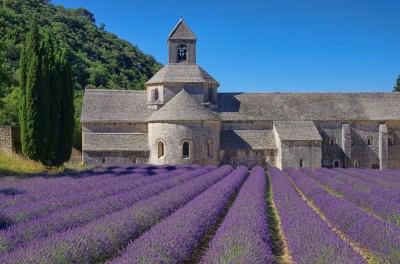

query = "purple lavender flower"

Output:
[[199, 166, 274, 264], [285, 168, 400, 263], [107, 166, 248, 264], [0, 165, 233, 264], [270, 167, 365, 264], [0, 168, 211, 253]]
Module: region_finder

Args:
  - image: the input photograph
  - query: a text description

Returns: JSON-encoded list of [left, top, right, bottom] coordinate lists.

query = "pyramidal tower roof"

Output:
[[168, 18, 196, 40], [147, 89, 219, 122]]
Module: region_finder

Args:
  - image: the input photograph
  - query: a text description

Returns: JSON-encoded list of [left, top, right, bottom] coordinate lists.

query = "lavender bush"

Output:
[[317, 168, 400, 203], [285, 168, 400, 263], [336, 168, 400, 190], [0, 165, 233, 264], [0, 168, 188, 226], [199, 166, 274, 264], [0, 168, 211, 252], [269, 167, 365, 264], [302, 168, 400, 224], [108, 166, 248, 264]]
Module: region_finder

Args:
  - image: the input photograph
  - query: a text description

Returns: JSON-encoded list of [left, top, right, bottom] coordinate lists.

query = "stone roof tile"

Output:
[[220, 130, 277, 150], [168, 18, 196, 40], [274, 121, 322, 141], [146, 64, 219, 85], [218, 92, 400, 121], [147, 89, 220, 122], [81, 89, 154, 122]]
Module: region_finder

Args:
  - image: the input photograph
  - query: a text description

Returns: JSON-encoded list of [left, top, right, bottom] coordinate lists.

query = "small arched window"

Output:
[[333, 160, 340, 168], [388, 135, 395, 146], [353, 160, 359, 168], [366, 136, 373, 146], [329, 137, 336, 146], [299, 159, 304, 168], [182, 141, 190, 159], [154, 88, 159, 101], [177, 44, 187, 62], [207, 140, 213, 158], [157, 141, 165, 158]]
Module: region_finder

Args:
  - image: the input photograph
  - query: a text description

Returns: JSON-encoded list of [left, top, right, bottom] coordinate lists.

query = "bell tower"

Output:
[[168, 18, 196, 64]]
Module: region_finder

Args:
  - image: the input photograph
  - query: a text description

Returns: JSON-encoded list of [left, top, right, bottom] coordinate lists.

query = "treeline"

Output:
[[0, 0, 162, 150], [19, 16, 74, 166]]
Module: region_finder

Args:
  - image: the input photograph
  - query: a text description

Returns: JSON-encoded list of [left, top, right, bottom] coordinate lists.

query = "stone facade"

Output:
[[0, 126, 20, 153], [80, 19, 400, 169]]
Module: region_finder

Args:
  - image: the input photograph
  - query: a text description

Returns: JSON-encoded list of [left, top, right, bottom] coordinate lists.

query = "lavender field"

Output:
[[0, 165, 399, 264]]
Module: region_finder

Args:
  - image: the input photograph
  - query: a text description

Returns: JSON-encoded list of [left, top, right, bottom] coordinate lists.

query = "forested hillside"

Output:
[[0, 0, 162, 148]]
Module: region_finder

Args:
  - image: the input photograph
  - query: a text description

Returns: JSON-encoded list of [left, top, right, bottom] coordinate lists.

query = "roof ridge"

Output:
[[85, 89, 146, 93]]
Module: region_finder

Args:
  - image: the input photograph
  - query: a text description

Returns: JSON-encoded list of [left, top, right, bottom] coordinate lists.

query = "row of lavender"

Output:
[[0, 166, 195, 228], [0, 163, 278, 264], [1, 165, 398, 263], [285, 168, 400, 263], [0, 166, 248, 263]]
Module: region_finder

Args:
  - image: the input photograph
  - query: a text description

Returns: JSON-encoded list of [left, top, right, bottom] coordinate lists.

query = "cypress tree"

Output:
[[54, 48, 75, 166], [40, 30, 61, 165], [19, 17, 44, 161], [20, 17, 74, 166]]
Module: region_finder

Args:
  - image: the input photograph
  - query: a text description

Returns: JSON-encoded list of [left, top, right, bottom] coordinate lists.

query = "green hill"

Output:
[[0, 0, 162, 148]]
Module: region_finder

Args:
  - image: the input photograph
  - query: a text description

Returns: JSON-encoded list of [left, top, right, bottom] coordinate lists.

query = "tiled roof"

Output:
[[218, 92, 400, 121], [274, 121, 322, 141], [147, 89, 220, 122], [168, 18, 196, 40], [81, 89, 154, 122], [220, 130, 277, 150], [146, 64, 219, 85]]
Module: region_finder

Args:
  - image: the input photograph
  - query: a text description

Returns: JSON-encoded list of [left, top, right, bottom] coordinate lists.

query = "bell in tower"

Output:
[[168, 18, 196, 64]]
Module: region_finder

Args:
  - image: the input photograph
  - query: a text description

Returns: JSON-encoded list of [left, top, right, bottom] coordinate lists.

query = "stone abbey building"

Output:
[[81, 19, 400, 169]]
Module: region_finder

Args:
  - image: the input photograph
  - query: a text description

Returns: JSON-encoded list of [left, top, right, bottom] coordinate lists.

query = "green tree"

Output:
[[19, 17, 44, 161], [54, 48, 75, 165], [394, 75, 400, 92], [40, 29, 61, 165]]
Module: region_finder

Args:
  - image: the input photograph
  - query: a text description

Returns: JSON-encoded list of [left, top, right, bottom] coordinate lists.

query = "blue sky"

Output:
[[52, 0, 400, 93]]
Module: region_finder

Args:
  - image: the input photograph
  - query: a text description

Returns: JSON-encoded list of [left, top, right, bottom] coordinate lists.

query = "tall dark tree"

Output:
[[19, 17, 45, 161], [394, 75, 400, 92], [54, 48, 75, 166], [40, 30, 61, 165]]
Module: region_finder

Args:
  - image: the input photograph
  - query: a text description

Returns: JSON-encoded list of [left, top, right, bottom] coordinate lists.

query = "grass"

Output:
[[265, 172, 292, 264], [0, 151, 89, 177]]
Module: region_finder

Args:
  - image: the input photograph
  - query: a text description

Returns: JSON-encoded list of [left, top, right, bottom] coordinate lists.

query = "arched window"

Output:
[[157, 141, 165, 158], [366, 136, 373, 146], [388, 135, 395, 146], [182, 141, 190, 159], [207, 140, 213, 158], [299, 159, 304, 168], [353, 160, 359, 168], [177, 44, 187, 62], [329, 137, 336, 146], [333, 159, 340, 168], [154, 88, 159, 101]]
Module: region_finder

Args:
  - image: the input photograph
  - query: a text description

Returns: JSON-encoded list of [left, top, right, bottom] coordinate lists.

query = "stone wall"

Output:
[[387, 121, 400, 169], [279, 140, 322, 169], [148, 121, 220, 165], [0, 126, 20, 153], [219, 149, 276, 168], [83, 150, 149, 165], [316, 121, 346, 168]]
